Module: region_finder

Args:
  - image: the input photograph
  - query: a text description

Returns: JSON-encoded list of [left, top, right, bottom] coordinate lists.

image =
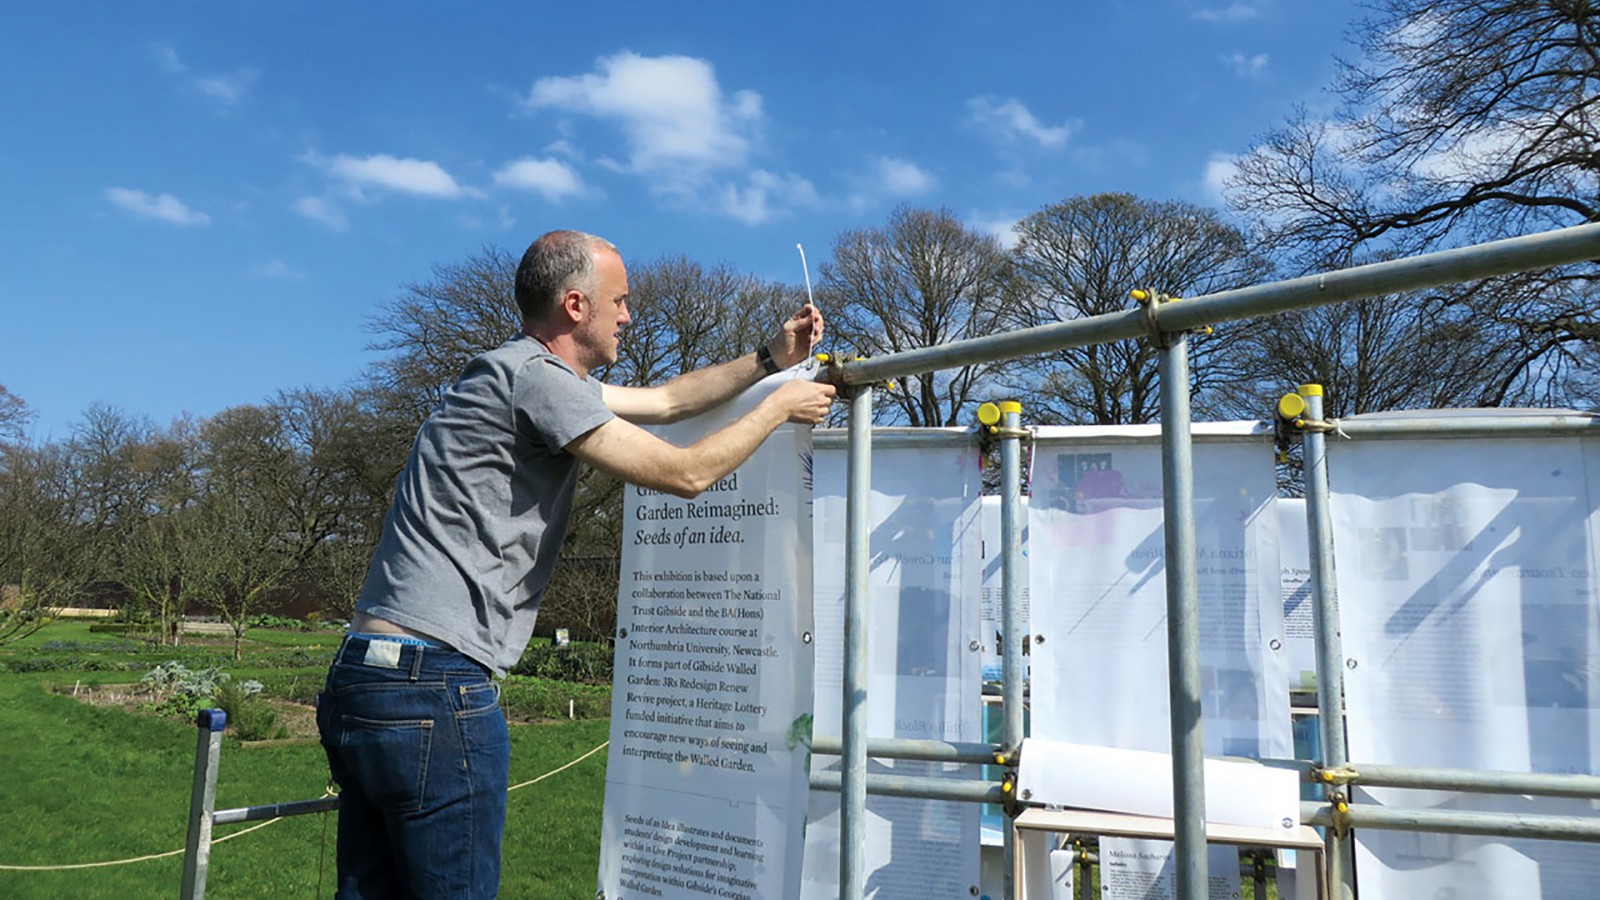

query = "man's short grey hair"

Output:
[[513, 230, 618, 321]]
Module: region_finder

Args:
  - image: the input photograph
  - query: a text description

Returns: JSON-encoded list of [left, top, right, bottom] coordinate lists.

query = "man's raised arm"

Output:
[[602, 304, 824, 424], [570, 378, 836, 498]]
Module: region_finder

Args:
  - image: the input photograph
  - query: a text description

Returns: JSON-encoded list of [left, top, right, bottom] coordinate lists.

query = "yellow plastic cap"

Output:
[[1298, 384, 1324, 397], [977, 403, 1001, 426], [1130, 289, 1149, 301], [1277, 393, 1307, 420], [815, 352, 831, 364], [999, 400, 1022, 414]]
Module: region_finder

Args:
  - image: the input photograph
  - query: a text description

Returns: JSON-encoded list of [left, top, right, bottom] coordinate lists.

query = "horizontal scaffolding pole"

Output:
[[1343, 764, 1600, 800], [1302, 802, 1600, 843], [809, 736, 1001, 766], [810, 770, 1006, 804], [813, 426, 976, 450], [212, 797, 339, 826], [834, 222, 1600, 387], [1325, 412, 1600, 439]]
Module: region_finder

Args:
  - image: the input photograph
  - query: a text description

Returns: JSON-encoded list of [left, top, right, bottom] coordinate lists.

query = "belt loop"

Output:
[[334, 634, 351, 666], [409, 643, 424, 681]]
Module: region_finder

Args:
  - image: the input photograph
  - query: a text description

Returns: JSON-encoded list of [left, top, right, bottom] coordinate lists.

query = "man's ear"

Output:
[[559, 289, 586, 323]]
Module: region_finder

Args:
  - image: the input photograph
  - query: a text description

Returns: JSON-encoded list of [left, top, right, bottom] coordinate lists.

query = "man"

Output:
[[316, 230, 836, 898]]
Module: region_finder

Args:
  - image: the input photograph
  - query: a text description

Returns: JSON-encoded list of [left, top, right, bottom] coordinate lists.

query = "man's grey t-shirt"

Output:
[[357, 335, 614, 675]]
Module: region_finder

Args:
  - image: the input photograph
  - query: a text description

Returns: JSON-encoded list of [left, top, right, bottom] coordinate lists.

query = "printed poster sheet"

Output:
[[1329, 431, 1600, 899], [1027, 423, 1290, 899], [803, 433, 985, 899], [598, 374, 815, 900], [1277, 497, 1319, 690]]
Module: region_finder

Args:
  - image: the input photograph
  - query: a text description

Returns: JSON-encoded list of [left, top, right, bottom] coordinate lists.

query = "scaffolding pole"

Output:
[[1000, 399, 1026, 900], [840, 384, 873, 899], [1158, 331, 1209, 900], [1299, 386, 1356, 900]]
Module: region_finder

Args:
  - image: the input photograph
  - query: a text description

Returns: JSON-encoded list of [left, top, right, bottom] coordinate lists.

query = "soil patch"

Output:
[[55, 682, 321, 740]]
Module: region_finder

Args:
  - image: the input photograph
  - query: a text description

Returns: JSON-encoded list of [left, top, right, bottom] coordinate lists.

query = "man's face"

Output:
[[577, 248, 631, 369]]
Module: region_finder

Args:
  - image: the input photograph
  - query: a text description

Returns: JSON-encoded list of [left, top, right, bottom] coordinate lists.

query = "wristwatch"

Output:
[[757, 345, 781, 375]]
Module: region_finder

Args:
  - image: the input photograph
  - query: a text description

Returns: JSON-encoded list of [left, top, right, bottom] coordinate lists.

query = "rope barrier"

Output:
[[0, 739, 610, 873]]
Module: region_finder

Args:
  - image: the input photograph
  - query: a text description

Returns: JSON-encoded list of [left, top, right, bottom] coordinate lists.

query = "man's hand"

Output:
[[768, 304, 824, 369], [770, 379, 836, 425]]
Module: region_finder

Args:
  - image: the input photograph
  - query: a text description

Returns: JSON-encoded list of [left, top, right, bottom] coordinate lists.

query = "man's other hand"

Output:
[[772, 379, 836, 425], [770, 304, 824, 368]]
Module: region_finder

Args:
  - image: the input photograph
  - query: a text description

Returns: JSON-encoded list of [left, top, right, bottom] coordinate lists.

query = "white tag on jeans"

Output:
[[363, 639, 402, 669]]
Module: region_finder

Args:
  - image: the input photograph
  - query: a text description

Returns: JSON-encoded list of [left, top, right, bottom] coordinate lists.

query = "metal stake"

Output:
[[180, 708, 227, 900]]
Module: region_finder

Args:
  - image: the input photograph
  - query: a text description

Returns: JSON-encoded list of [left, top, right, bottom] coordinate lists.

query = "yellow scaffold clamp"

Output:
[[977, 400, 1029, 440], [821, 352, 896, 392], [1131, 288, 1213, 347]]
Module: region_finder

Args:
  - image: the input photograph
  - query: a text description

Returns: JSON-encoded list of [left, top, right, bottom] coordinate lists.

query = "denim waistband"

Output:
[[333, 632, 488, 679], [346, 630, 438, 647]]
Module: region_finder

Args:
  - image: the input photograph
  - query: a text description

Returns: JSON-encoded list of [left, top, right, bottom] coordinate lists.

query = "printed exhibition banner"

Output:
[[803, 431, 985, 899], [597, 373, 816, 900], [1027, 423, 1290, 900], [1277, 497, 1319, 690], [1329, 429, 1600, 899]]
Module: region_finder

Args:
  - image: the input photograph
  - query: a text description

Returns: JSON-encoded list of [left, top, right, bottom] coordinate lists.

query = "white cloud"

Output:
[[1411, 120, 1528, 182], [493, 157, 584, 202], [1193, 3, 1261, 22], [324, 154, 467, 198], [846, 157, 937, 214], [716, 170, 821, 225], [105, 187, 210, 226], [251, 259, 305, 278], [874, 157, 936, 196], [1224, 53, 1270, 78], [293, 196, 348, 231], [1200, 153, 1241, 206], [194, 72, 259, 105], [969, 213, 1024, 250], [151, 44, 257, 107], [524, 52, 762, 185], [967, 97, 1075, 149]]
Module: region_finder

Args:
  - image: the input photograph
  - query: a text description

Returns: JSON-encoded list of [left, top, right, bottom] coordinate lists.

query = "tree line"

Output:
[[3, 0, 1597, 645]]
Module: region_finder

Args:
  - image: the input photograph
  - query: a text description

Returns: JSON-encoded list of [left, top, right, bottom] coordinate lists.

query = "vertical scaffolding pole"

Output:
[[1157, 332, 1208, 900], [1300, 385, 1355, 899], [841, 385, 873, 900], [180, 708, 227, 900], [1000, 399, 1025, 899]]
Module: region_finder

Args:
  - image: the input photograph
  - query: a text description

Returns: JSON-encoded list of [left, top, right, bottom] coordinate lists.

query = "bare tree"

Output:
[[1226, 0, 1600, 408], [822, 206, 1012, 426], [366, 246, 523, 425], [0, 443, 89, 643], [1007, 194, 1273, 424], [115, 419, 204, 644], [0, 385, 33, 447]]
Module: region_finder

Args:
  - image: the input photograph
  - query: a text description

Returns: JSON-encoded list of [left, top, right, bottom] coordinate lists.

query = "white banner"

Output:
[[1329, 432, 1600, 900], [598, 374, 815, 900], [1277, 497, 1318, 690], [803, 434, 985, 899], [1027, 423, 1290, 899]]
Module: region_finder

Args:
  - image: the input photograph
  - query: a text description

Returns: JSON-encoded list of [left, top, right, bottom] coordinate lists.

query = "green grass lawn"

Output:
[[0, 620, 611, 899]]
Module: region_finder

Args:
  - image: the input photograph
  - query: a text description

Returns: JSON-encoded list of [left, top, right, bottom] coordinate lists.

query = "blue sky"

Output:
[[2, 0, 1361, 440]]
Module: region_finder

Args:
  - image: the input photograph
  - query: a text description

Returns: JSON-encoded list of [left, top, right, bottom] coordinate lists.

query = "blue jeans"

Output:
[[317, 634, 510, 899]]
